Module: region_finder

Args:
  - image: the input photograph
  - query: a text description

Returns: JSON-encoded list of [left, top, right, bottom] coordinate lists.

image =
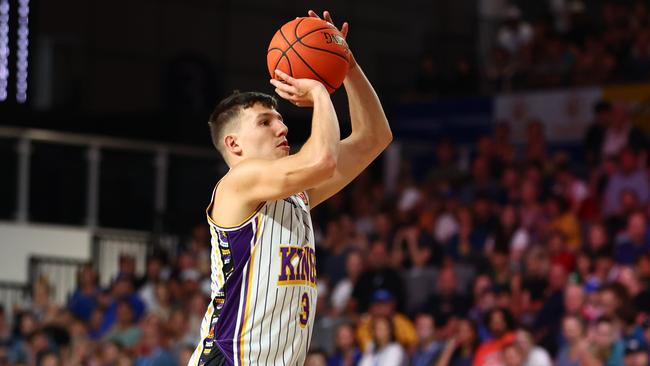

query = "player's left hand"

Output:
[[307, 10, 356, 70]]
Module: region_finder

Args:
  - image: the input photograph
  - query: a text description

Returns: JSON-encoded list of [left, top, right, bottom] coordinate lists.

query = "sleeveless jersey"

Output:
[[189, 190, 317, 366]]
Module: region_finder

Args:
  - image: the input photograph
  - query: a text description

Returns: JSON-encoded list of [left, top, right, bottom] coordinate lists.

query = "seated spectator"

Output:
[[411, 313, 443, 366], [434, 318, 479, 366], [352, 240, 405, 313], [502, 342, 525, 366], [590, 316, 625, 366], [328, 323, 362, 366], [99, 274, 146, 338], [359, 316, 407, 366], [422, 267, 470, 338], [356, 289, 417, 352], [623, 338, 649, 366], [306, 349, 329, 366], [68, 264, 100, 323], [331, 250, 365, 317], [105, 300, 142, 348], [556, 315, 587, 366], [514, 327, 552, 366], [603, 147, 649, 218], [615, 211, 650, 265], [473, 308, 516, 366]]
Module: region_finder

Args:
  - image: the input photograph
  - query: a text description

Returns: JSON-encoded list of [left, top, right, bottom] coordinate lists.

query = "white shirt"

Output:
[[359, 343, 406, 366]]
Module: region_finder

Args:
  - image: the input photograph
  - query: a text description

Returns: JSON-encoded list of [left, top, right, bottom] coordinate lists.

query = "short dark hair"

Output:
[[208, 90, 278, 159]]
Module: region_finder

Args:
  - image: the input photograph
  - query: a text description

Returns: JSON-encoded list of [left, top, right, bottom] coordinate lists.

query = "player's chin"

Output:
[[276, 146, 290, 156]]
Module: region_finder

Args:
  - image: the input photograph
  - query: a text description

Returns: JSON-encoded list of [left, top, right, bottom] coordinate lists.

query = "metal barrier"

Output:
[[28, 256, 87, 306], [93, 229, 149, 287], [0, 281, 28, 325]]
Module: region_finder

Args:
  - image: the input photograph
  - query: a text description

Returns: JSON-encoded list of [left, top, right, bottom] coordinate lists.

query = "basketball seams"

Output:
[[278, 27, 336, 90], [268, 17, 343, 87]]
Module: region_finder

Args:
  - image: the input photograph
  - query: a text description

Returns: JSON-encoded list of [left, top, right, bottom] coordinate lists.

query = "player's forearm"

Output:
[[343, 65, 392, 148], [299, 88, 340, 170]]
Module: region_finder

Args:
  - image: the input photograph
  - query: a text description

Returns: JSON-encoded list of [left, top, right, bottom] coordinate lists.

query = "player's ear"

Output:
[[224, 134, 242, 156]]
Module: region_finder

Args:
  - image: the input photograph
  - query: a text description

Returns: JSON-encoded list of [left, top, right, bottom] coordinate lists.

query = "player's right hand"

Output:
[[270, 69, 328, 107]]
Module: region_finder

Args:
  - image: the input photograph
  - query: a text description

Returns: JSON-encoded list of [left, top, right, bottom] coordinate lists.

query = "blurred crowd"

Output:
[[410, 1, 650, 98], [1, 97, 649, 366], [487, 1, 650, 91]]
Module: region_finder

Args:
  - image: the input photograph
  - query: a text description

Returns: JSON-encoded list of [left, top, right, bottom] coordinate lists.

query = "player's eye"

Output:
[[260, 120, 270, 126]]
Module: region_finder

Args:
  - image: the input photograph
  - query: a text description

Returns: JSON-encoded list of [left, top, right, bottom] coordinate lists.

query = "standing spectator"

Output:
[[359, 316, 407, 366]]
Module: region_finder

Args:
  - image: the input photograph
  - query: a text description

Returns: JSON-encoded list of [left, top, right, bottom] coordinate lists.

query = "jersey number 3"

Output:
[[299, 292, 310, 328]]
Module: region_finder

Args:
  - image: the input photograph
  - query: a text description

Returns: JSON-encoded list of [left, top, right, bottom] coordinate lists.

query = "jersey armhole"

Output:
[[206, 180, 265, 229]]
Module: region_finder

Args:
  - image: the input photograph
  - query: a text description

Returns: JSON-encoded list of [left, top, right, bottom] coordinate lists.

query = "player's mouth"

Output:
[[277, 141, 290, 150]]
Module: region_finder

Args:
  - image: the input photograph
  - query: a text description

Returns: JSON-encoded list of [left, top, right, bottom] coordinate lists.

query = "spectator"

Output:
[[590, 316, 625, 366], [306, 349, 329, 366], [434, 318, 478, 366], [99, 274, 146, 338], [328, 323, 362, 366], [584, 101, 612, 166], [105, 300, 142, 348], [556, 315, 586, 366], [410, 313, 443, 366], [352, 240, 404, 313], [359, 316, 407, 366], [356, 289, 417, 352], [331, 251, 365, 317], [68, 264, 100, 323], [623, 338, 649, 366], [473, 308, 516, 366], [615, 211, 650, 265], [514, 327, 552, 366], [422, 267, 470, 338], [603, 147, 650, 217]]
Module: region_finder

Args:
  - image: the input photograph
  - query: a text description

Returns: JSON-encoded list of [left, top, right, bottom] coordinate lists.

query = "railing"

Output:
[[29, 256, 87, 306], [0, 281, 28, 323], [0, 126, 225, 233], [93, 229, 151, 287]]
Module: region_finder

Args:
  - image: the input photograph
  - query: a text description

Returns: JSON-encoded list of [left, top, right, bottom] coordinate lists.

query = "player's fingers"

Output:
[[323, 11, 333, 25], [274, 69, 296, 84], [308, 10, 319, 19], [270, 79, 299, 95], [341, 22, 349, 38], [274, 88, 295, 101]]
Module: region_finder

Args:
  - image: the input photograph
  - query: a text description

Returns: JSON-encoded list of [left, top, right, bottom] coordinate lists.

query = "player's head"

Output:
[[208, 90, 289, 166]]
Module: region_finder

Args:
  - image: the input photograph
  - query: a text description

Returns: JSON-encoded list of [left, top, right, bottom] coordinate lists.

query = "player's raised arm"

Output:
[[306, 10, 393, 208], [219, 71, 340, 208]]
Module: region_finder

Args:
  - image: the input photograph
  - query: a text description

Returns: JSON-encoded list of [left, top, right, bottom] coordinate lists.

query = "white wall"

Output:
[[0, 222, 91, 283]]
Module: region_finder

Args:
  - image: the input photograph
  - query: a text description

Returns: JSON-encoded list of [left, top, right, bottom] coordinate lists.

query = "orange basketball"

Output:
[[267, 17, 350, 94]]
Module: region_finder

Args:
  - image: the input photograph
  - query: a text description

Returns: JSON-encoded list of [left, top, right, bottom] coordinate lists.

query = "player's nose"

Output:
[[277, 121, 288, 137]]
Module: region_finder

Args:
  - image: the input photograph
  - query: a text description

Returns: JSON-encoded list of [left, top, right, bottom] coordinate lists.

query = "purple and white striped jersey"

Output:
[[189, 189, 317, 366]]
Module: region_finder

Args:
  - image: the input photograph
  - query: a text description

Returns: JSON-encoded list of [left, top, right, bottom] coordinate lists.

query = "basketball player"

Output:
[[189, 10, 392, 366]]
